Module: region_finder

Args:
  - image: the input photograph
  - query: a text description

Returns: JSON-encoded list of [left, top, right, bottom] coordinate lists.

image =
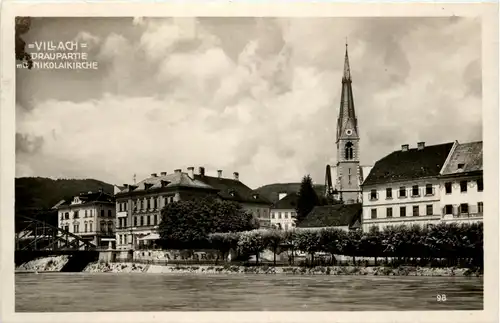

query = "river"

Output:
[[15, 273, 482, 311]]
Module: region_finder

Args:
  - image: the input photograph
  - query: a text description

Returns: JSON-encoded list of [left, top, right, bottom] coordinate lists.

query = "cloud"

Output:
[[16, 17, 482, 188]]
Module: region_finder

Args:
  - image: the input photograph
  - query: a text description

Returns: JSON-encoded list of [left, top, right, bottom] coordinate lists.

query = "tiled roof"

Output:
[[362, 142, 454, 186], [272, 192, 298, 210], [255, 183, 325, 204], [194, 174, 272, 205], [56, 191, 115, 208], [116, 172, 213, 195], [441, 141, 483, 175], [299, 203, 362, 228]]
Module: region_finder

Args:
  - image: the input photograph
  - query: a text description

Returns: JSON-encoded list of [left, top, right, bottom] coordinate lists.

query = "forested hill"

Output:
[[15, 177, 114, 213]]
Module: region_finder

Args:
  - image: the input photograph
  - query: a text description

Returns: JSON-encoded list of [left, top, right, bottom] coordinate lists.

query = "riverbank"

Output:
[[16, 255, 69, 272], [83, 262, 483, 277]]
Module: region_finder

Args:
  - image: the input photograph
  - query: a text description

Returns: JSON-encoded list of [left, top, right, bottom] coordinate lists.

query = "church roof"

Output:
[[299, 203, 362, 228], [441, 141, 483, 176], [337, 43, 358, 141], [362, 142, 454, 186]]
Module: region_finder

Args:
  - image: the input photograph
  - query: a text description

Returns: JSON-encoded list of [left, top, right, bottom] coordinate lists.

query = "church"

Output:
[[324, 44, 372, 204]]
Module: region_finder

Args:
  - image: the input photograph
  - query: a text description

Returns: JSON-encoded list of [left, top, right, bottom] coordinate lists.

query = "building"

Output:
[[56, 189, 116, 248], [114, 169, 218, 250], [324, 44, 372, 204], [270, 192, 298, 230], [361, 142, 454, 231], [439, 141, 483, 224], [194, 168, 273, 228], [298, 203, 362, 231]]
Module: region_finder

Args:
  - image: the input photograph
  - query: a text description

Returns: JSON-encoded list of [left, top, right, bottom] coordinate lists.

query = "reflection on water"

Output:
[[15, 273, 483, 312]]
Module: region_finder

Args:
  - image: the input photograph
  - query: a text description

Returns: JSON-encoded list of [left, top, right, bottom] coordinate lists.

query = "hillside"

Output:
[[15, 177, 114, 213], [255, 182, 325, 204]]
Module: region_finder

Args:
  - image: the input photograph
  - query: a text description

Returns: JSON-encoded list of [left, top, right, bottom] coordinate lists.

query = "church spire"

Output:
[[337, 41, 358, 142]]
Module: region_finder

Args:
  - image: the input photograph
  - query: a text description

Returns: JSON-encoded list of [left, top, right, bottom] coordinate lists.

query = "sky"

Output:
[[16, 17, 482, 189]]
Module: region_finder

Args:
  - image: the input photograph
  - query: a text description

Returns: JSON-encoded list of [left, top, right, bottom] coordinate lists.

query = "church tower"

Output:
[[325, 43, 363, 204]]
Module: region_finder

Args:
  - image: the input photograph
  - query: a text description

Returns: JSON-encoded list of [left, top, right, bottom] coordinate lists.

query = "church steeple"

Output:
[[337, 42, 358, 142]]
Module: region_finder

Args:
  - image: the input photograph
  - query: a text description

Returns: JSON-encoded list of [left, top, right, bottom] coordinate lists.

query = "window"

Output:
[[426, 205, 433, 216], [460, 203, 469, 214], [85, 210, 88, 217], [425, 184, 433, 196], [284, 212, 288, 219], [100, 221, 106, 233], [73, 224, 79, 233], [74, 211, 79, 219], [412, 185, 419, 197], [101, 210, 104, 217], [108, 210, 112, 217], [118, 218, 122, 228], [140, 216, 144, 226], [413, 206, 419, 216], [400, 207, 406, 217], [278, 212, 282, 219], [123, 218, 127, 227], [154, 198, 158, 209], [371, 209, 377, 219], [119, 235, 122, 245], [386, 188, 392, 199], [89, 221, 93, 232], [445, 182, 452, 194], [119, 203, 122, 212], [284, 223, 289, 230], [370, 189, 377, 201], [141, 200, 144, 210], [477, 179, 483, 192], [64, 225, 69, 232], [399, 187, 407, 198], [348, 168, 351, 175], [386, 207, 393, 218], [445, 205, 453, 215], [345, 142, 354, 160], [84, 223, 88, 232], [147, 199, 150, 210], [134, 217, 138, 227], [65, 212, 69, 220], [271, 212, 275, 219], [90, 210, 92, 217], [154, 214, 157, 225], [478, 202, 483, 213], [460, 181, 467, 193], [457, 163, 465, 170], [147, 215, 151, 226], [348, 175, 351, 184]]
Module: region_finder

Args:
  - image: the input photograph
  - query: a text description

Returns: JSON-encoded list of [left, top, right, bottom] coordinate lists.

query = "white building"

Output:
[[439, 141, 483, 224], [361, 142, 454, 231], [270, 192, 298, 230]]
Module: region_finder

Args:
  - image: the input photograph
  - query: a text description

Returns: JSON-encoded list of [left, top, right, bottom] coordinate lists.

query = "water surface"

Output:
[[15, 273, 483, 311]]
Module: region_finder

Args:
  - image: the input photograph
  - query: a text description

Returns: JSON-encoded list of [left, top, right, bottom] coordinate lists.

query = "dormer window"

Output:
[[228, 189, 235, 197], [457, 163, 465, 170], [253, 194, 258, 199]]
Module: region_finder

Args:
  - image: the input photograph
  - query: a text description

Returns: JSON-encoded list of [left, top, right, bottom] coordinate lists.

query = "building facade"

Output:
[[193, 168, 273, 228], [324, 44, 371, 204], [270, 192, 298, 230], [114, 169, 219, 250], [439, 141, 483, 225], [56, 190, 116, 248], [361, 142, 454, 231]]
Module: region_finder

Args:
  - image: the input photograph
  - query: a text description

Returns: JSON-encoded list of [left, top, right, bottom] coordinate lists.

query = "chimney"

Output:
[[401, 144, 409, 152], [174, 169, 182, 174], [233, 172, 239, 181], [417, 142, 425, 150], [199, 167, 205, 177], [217, 170, 223, 178], [278, 192, 287, 200], [160, 172, 167, 176], [151, 173, 157, 177], [187, 167, 195, 178]]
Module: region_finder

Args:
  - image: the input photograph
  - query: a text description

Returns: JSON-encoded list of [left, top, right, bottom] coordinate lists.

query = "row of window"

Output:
[[255, 209, 269, 218], [369, 179, 484, 201], [270, 211, 296, 219], [118, 196, 176, 213], [60, 209, 113, 220], [370, 202, 484, 219], [118, 234, 128, 245], [61, 221, 113, 234], [132, 214, 159, 227], [444, 180, 483, 194]]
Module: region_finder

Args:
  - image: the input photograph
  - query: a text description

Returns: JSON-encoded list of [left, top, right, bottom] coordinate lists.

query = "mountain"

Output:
[[15, 177, 114, 213], [255, 182, 325, 205]]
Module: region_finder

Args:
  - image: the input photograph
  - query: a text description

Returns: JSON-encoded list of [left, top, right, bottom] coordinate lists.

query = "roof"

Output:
[[255, 183, 325, 204], [194, 174, 272, 205], [362, 142, 454, 186], [441, 141, 483, 176], [299, 203, 362, 228], [56, 191, 115, 208], [115, 172, 214, 195], [272, 192, 298, 210]]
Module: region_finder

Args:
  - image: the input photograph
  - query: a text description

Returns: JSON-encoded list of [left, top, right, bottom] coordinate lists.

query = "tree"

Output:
[[295, 175, 320, 225], [295, 229, 321, 266], [15, 17, 33, 69], [263, 229, 285, 265], [158, 197, 257, 250], [238, 230, 266, 265]]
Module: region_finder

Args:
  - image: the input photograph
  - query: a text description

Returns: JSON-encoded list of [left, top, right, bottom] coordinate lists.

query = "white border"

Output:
[[1, 2, 498, 323]]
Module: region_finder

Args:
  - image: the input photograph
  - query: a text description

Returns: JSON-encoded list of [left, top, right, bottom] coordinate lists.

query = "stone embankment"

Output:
[[83, 262, 483, 277], [16, 255, 70, 272]]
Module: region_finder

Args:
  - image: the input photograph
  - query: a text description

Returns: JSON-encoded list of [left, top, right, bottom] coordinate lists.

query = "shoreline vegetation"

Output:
[[15, 257, 482, 277]]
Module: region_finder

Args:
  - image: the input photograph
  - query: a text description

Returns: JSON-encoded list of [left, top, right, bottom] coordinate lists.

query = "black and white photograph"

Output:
[[1, 2, 498, 322]]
